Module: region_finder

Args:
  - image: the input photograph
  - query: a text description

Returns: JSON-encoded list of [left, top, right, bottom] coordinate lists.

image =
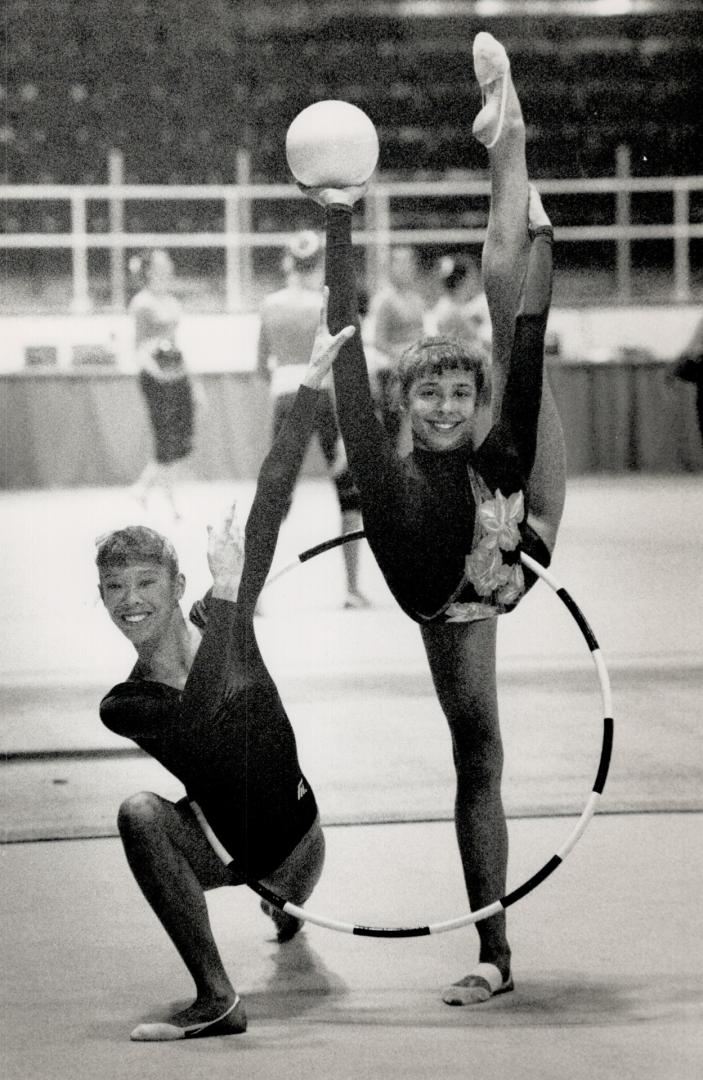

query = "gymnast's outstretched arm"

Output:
[[322, 202, 406, 501], [237, 288, 357, 621], [180, 296, 356, 717], [180, 403, 330, 716]]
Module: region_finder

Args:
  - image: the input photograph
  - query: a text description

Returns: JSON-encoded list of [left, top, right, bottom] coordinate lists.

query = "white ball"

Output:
[[286, 100, 379, 187]]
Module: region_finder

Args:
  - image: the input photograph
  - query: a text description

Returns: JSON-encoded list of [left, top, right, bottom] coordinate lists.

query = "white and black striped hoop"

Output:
[[250, 533, 613, 938]]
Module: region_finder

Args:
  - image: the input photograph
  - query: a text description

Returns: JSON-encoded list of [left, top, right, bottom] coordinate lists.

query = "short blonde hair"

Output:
[[95, 526, 179, 578]]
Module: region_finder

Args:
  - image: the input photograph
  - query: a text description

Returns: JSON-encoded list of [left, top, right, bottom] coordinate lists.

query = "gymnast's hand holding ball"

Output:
[[286, 99, 379, 207]]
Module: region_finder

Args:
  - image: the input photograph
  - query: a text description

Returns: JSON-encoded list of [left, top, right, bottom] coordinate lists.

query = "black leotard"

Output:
[[100, 386, 322, 880], [326, 206, 553, 624]]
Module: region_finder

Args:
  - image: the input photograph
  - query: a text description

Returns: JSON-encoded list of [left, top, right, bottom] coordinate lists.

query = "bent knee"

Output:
[[117, 790, 166, 835], [263, 819, 326, 905]]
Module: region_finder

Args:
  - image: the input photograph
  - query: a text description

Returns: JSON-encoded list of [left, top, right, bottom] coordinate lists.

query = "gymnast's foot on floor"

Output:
[[442, 961, 514, 1006], [130, 993, 248, 1041], [260, 898, 304, 943]]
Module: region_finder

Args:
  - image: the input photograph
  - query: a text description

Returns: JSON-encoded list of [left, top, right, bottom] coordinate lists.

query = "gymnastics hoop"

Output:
[[249, 532, 613, 938]]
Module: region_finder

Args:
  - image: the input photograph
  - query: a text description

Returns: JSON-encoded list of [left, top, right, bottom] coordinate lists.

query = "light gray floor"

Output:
[[2, 815, 701, 1080], [1, 476, 702, 1077]]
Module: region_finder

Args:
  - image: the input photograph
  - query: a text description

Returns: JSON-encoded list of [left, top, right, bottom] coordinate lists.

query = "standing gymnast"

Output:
[[96, 295, 355, 1041], [298, 31, 567, 1007]]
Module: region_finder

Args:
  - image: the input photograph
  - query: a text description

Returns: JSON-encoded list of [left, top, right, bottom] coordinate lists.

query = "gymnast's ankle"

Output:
[[479, 949, 512, 983]]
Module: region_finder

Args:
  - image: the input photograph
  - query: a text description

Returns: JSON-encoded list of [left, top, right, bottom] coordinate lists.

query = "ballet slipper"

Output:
[[129, 995, 247, 1041], [471, 32, 511, 149], [441, 962, 514, 1006]]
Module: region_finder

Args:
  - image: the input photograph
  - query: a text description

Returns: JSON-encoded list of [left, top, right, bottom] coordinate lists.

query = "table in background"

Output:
[[548, 359, 702, 473], [1, 360, 702, 489]]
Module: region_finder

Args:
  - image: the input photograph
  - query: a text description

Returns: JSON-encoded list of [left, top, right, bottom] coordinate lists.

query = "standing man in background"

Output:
[[428, 254, 491, 351], [368, 245, 426, 451], [257, 232, 368, 609]]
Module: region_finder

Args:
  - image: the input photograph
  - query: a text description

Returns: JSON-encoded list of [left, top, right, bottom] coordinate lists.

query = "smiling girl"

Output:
[[297, 31, 566, 1007], [95, 293, 354, 1041]]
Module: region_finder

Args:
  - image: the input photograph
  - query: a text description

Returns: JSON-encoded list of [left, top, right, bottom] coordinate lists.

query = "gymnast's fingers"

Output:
[[223, 501, 237, 534], [328, 324, 356, 359], [319, 285, 330, 329]]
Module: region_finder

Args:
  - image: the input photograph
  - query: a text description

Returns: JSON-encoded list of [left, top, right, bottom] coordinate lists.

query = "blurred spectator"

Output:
[[427, 254, 491, 350], [367, 246, 426, 447], [128, 249, 196, 520]]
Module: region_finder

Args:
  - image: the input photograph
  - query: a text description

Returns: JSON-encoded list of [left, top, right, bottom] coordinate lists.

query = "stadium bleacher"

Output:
[[2, 1, 700, 192]]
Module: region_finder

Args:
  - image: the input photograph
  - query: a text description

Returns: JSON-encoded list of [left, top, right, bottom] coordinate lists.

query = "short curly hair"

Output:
[[95, 526, 179, 578], [397, 336, 491, 406]]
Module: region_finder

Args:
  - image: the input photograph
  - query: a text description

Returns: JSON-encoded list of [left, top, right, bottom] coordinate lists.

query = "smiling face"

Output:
[[406, 368, 478, 452], [99, 561, 185, 647]]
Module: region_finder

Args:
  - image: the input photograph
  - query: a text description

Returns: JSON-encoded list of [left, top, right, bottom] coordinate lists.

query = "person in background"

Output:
[[672, 312, 703, 444], [429, 254, 491, 352], [257, 231, 368, 609], [367, 245, 427, 448], [128, 249, 195, 520]]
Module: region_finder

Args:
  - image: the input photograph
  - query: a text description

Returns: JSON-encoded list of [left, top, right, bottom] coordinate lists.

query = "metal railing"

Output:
[[2, 148, 702, 312]]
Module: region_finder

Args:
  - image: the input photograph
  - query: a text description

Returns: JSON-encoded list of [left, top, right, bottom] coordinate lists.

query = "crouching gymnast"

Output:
[[96, 293, 355, 1041]]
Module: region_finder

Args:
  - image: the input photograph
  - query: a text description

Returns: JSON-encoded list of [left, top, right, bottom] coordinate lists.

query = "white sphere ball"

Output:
[[286, 100, 379, 187]]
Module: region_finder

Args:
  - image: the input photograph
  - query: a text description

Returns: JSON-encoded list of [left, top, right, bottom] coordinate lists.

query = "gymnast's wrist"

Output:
[[302, 370, 326, 391], [210, 579, 241, 602]]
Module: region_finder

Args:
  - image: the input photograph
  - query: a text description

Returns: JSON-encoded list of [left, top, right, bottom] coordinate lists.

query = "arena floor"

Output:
[[2, 474, 702, 1079]]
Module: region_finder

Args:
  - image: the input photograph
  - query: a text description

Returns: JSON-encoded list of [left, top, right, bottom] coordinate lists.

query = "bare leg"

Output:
[[341, 509, 369, 607], [158, 460, 183, 521], [259, 814, 326, 942], [424, 44, 525, 995], [421, 620, 512, 998], [475, 33, 530, 416], [328, 425, 369, 607], [132, 460, 183, 521], [476, 34, 566, 552], [117, 792, 247, 1035], [527, 360, 567, 553], [132, 460, 158, 508]]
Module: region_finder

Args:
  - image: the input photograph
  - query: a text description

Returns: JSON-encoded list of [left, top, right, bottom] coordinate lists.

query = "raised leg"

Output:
[[526, 374, 567, 553], [421, 619, 513, 1003], [474, 32, 530, 416], [475, 33, 566, 553]]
